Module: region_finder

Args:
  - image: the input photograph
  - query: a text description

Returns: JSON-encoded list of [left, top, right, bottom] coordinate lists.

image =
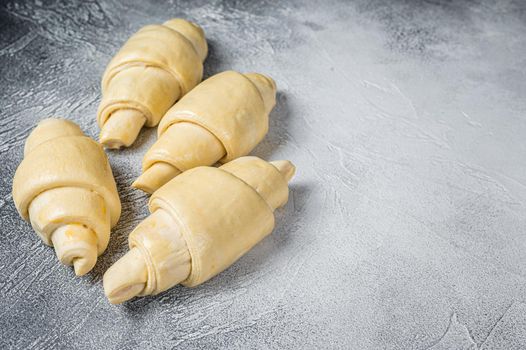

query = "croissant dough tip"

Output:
[[24, 117, 85, 156], [103, 247, 148, 304], [132, 162, 181, 194], [243, 72, 277, 114], [51, 224, 98, 276], [163, 18, 208, 62], [131, 177, 154, 194], [270, 160, 296, 183], [73, 258, 94, 276], [245, 72, 276, 92], [99, 137, 125, 150], [99, 109, 146, 149]]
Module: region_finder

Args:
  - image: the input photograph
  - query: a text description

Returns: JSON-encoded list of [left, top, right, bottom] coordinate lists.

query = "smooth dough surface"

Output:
[[13, 135, 121, 226], [97, 19, 207, 128], [148, 166, 276, 287], [157, 71, 276, 163]]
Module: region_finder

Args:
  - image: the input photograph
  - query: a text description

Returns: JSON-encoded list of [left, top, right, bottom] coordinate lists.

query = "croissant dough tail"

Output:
[[23, 118, 84, 155], [270, 160, 296, 183], [163, 18, 208, 61], [99, 109, 145, 149], [103, 247, 148, 304], [103, 209, 191, 303], [51, 224, 98, 276], [132, 162, 181, 194], [243, 73, 277, 115]]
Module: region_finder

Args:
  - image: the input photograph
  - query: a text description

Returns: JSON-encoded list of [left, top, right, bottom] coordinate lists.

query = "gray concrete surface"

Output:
[[1, 0, 526, 349]]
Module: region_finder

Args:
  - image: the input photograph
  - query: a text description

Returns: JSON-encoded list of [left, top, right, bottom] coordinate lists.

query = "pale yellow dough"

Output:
[[12, 118, 121, 275], [104, 156, 295, 304], [132, 70, 277, 194], [97, 18, 207, 149]]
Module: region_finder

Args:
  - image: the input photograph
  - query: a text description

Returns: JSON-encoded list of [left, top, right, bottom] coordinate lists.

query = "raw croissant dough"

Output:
[[104, 156, 295, 304], [12, 119, 121, 275], [132, 70, 277, 194], [97, 18, 207, 149]]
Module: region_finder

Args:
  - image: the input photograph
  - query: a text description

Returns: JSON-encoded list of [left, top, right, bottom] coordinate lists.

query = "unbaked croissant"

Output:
[[132, 70, 276, 194], [12, 119, 121, 275], [97, 18, 207, 149], [104, 156, 295, 304]]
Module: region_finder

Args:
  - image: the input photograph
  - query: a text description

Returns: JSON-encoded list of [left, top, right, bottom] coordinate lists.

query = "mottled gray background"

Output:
[[1, 0, 525, 349]]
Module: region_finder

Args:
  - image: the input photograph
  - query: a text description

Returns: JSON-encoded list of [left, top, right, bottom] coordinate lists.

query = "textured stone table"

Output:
[[1, 0, 526, 349]]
